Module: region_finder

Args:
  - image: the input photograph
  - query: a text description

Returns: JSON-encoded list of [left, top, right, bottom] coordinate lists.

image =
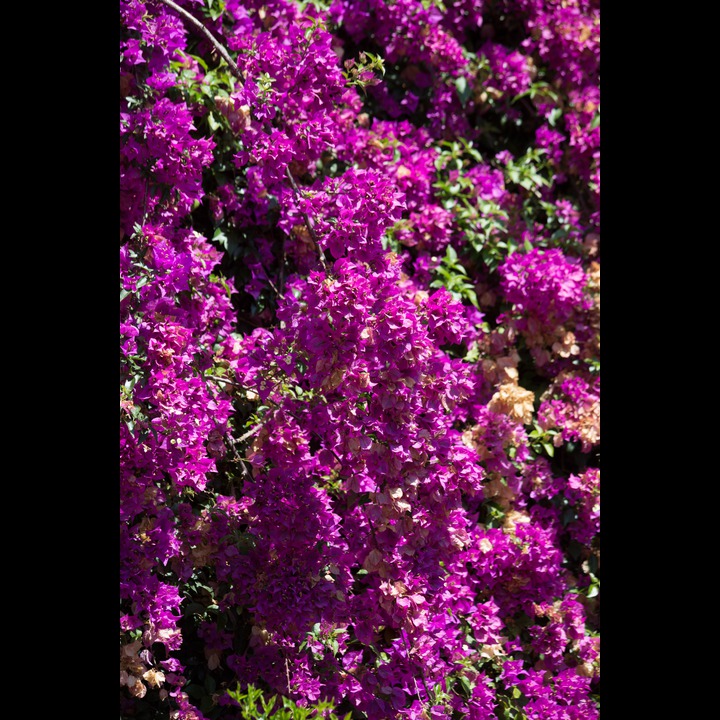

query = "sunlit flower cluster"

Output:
[[120, 1, 600, 718]]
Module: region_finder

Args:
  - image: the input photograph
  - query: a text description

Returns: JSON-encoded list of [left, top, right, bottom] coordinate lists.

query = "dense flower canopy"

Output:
[[120, 1, 599, 718]]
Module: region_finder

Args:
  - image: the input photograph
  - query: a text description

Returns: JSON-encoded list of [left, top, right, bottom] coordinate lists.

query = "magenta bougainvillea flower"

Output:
[[120, 0, 599, 717]]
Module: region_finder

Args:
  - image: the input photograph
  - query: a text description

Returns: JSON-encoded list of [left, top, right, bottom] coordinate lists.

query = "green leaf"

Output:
[[261, 694, 277, 713], [547, 107, 563, 126], [185, 683, 205, 699], [212, 228, 229, 249], [207, 0, 226, 21], [204, 675, 216, 694], [457, 674, 472, 697], [455, 75, 472, 107], [184, 602, 206, 616], [207, 112, 222, 132], [542, 442, 554, 457]]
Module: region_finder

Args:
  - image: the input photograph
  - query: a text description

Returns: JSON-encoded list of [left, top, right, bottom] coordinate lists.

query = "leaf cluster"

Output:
[[227, 683, 351, 720]]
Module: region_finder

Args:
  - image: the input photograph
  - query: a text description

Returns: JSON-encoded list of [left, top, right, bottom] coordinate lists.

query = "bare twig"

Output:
[[204, 374, 243, 389], [237, 424, 262, 444], [401, 626, 432, 704], [285, 167, 328, 271], [236, 313, 266, 329], [362, 506, 379, 548], [247, 241, 281, 296], [156, 0, 242, 81], [142, 177, 150, 226], [225, 432, 254, 489], [156, 0, 329, 279], [285, 655, 292, 695], [278, 234, 286, 297]]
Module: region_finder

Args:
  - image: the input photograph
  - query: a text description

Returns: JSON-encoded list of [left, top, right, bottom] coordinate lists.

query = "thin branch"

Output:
[[156, 0, 242, 80], [517, 96, 536, 118], [361, 506, 380, 548], [229, 442, 254, 485], [157, 0, 331, 280], [237, 424, 262, 444], [236, 313, 267, 329], [285, 655, 292, 696], [142, 177, 150, 226], [401, 626, 432, 704], [247, 241, 281, 296], [204, 374, 243, 389], [278, 234, 286, 297], [285, 167, 328, 271]]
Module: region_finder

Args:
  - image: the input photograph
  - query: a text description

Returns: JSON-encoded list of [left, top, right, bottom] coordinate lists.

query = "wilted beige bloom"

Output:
[[479, 537, 493, 553], [487, 383, 535, 425], [251, 624, 270, 646], [214, 96, 251, 134], [480, 643, 505, 660], [503, 509, 532, 532], [483, 474, 516, 509], [321, 365, 346, 391], [122, 640, 142, 659], [584, 233, 600, 258], [142, 668, 165, 688], [120, 640, 147, 686], [551, 328, 579, 358], [126, 674, 147, 698], [363, 548, 384, 572], [481, 352, 521, 386]]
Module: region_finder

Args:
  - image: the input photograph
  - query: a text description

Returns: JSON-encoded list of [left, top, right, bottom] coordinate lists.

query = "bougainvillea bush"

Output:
[[120, 1, 599, 718]]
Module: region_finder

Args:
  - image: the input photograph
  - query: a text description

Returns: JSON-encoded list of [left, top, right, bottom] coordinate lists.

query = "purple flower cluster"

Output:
[[119, 223, 240, 710], [120, 0, 600, 718], [538, 372, 600, 453], [499, 247, 590, 326], [120, 2, 243, 711]]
